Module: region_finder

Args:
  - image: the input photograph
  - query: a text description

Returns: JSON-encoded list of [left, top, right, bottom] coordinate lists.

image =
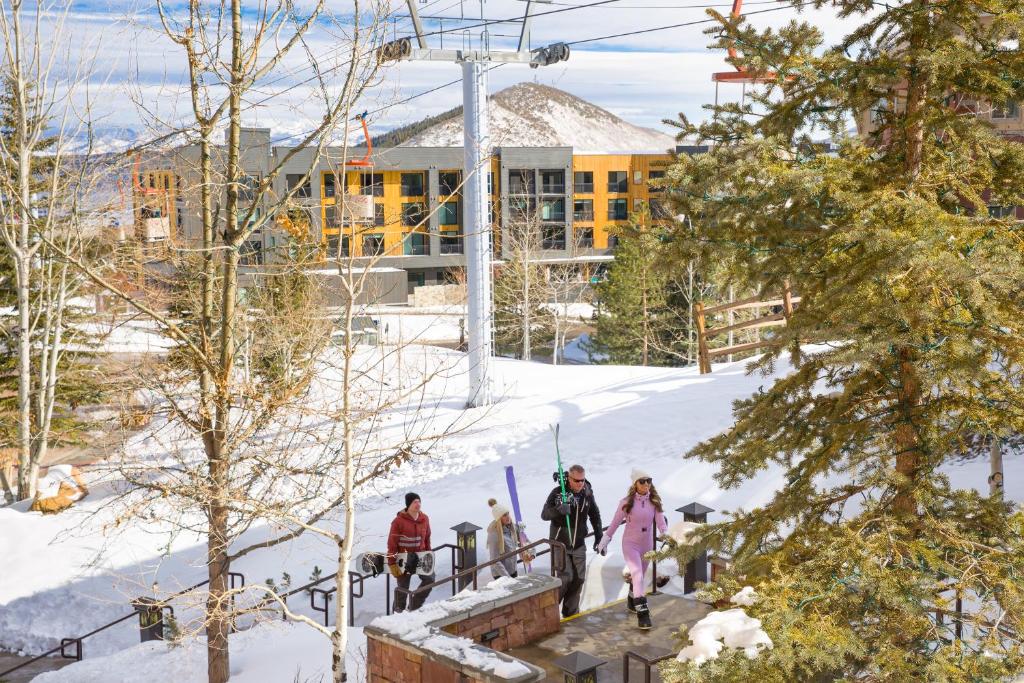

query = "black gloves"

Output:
[[555, 501, 571, 516]]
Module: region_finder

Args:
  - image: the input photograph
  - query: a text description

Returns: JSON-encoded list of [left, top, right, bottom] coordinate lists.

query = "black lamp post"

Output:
[[676, 502, 714, 593], [451, 521, 482, 590], [552, 650, 607, 683]]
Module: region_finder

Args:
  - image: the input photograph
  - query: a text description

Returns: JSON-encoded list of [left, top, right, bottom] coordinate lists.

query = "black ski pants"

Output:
[[393, 572, 435, 612], [558, 546, 587, 618]]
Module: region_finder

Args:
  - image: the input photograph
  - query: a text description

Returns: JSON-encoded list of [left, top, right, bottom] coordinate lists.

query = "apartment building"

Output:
[[132, 128, 674, 295]]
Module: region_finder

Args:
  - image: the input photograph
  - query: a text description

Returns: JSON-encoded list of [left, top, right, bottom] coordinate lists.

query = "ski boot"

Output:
[[635, 596, 652, 630], [626, 594, 636, 613]]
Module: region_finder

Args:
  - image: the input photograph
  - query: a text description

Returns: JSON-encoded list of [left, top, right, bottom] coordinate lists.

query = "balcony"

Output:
[[403, 234, 430, 256], [542, 236, 566, 250], [541, 183, 565, 195], [573, 209, 594, 222], [573, 182, 594, 194], [575, 233, 594, 249], [440, 236, 463, 254]]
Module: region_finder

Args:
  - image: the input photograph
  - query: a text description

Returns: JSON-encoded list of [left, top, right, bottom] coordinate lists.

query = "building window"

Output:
[[374, 203, 385, 226], [326, 234, 350, 258], [541, 225, 566, 250], [240, 240, 263, 265], [540, 198, 565, 222], [286, 174, 311, 198], [325, 205, 343, 227], [608, 234, 620, 249], [238, 174, 260, 203], [362, 234, 384, 256], [648, 170, 665, 192], [360, 172, 384, 197], [633, 170, 643, 185], [573, 199, 593, 221], [575, 227, 594, 249], [323, 173, 336, 198], [400, 172, 425, 196], [404, 232, 430, 256], [488, 172, 494, 194], [440, 201, 459, 225], [988, 205, 1016, 218], [633, 197, 643, 212], [439, 171, 461, 195], [993, 101, 1019, 119], [402, 202, 426, 226], [508, 196, 536, 220], [508, 169, 535, 195], [540, 170, 564, 194], [608, 198, 628, 220], [440, 231, 463, 254], [608, 171, 628, 193], [574, 171, 593, 194]]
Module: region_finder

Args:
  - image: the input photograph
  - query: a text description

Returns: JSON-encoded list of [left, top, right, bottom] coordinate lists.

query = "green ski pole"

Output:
[[552, 424, 572, 538]]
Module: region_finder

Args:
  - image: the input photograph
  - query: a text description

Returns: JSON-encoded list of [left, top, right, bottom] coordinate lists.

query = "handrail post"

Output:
[[677, 503, 714, 593], [649, 526, 660, 596]]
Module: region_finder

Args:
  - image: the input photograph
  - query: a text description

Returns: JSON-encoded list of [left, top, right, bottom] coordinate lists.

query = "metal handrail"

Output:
[[394, 538, 568, 605], [623, 648, 675, 682], [274, 543, 465, 628], [0, 572, 244, 678]]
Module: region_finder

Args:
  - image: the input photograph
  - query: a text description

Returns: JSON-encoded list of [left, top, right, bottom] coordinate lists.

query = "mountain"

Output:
[[375, 82, 676, 151]]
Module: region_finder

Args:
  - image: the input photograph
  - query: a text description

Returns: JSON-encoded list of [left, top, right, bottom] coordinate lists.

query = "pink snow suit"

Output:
[[598, 492, 668, 598]]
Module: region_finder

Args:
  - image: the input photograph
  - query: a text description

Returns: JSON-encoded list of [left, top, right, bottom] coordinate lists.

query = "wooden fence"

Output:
[[695, 282, 799, 374]]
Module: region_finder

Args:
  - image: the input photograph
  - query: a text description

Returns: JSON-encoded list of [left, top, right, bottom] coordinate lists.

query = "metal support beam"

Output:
[[462, 59, 493, 408]]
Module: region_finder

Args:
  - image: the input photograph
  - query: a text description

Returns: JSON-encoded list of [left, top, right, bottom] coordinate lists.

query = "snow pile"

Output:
[[731, 586, 759, 607], [676, 608, 774, 666], [369, 576, 532, 679], [33, 465, 86, 501], [666, 520, 702, 545]]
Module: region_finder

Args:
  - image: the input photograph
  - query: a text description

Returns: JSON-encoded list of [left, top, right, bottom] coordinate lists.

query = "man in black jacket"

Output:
[[541, 463, 603, 618]]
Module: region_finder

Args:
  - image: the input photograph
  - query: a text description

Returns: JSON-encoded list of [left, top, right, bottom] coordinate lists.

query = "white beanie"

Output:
[[488, 498, 511, 521], [631, 468, 652, 483]]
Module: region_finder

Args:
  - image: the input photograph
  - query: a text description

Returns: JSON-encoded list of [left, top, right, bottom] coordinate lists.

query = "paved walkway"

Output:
[[508, 592, 710, 682]]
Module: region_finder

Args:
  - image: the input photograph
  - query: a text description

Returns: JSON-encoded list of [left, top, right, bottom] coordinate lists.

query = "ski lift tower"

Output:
[[379, 0, 570, 408]]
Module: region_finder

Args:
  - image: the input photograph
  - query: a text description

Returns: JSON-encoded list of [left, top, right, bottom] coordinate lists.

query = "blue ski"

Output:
[[505, 465, 533, 572]]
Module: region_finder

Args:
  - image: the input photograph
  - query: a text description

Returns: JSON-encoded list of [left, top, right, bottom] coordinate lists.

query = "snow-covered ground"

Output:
[[2, 345, 1019, 682]]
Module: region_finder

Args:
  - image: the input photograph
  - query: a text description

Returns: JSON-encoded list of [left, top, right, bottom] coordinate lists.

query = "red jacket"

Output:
[[387, 510, 431, 565]]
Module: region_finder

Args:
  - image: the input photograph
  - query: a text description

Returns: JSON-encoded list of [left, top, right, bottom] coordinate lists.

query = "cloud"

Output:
[[60, 0, 864, 140]]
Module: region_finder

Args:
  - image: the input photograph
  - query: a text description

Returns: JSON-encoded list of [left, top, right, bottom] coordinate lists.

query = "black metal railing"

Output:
[[573, 210, 594, 221], [574, 183, 594, 194], [394, 538, 568, 607], [277, 543, 465, 628], [0, 572, 245, 679]]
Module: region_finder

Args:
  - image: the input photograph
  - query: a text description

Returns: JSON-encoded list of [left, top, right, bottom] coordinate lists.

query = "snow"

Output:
[[29, 622, 367, 683], [2, 343, 1021, 680], [676, 608, 773, 666], [730, 586, 759, 607]]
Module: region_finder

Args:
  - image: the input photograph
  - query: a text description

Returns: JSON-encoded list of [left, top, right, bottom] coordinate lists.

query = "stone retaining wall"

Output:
[[365, 574, 560, 683]]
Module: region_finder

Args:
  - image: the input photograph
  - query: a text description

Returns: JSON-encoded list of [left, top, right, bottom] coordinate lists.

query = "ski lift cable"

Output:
[[564, 4, 788, 45]]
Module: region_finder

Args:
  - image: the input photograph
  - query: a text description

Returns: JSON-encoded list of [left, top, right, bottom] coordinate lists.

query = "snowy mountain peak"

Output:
[[395, 82, 676, 152]]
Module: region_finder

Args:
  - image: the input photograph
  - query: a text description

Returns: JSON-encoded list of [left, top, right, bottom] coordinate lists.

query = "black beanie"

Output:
[[405, 492, 421, 509]]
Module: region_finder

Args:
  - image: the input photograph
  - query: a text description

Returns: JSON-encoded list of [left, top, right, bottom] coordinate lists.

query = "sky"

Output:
[[59, 0, 865, 144]]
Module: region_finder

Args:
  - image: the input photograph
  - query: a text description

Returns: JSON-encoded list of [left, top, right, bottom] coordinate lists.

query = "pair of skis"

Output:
[[503, 423, 571, 575]]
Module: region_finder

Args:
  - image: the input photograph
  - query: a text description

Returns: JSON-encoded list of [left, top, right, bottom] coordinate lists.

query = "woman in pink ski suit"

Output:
[[597, 468, 667, 629]]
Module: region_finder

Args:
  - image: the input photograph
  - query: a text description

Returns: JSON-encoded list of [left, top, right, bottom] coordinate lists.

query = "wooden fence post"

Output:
[[695, 302, 711, 374]]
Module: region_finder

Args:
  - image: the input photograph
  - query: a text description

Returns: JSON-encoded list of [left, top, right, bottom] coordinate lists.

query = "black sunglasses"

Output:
[[636, 478, 652, 485], [569, 476, 585, 484]]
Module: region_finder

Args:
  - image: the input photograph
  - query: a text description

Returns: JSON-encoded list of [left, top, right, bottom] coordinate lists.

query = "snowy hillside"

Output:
[[2, 347, 1017, 682], [400, 82, 676, 151]]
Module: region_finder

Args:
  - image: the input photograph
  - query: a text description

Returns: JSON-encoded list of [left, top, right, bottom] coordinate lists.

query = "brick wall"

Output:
[[440, 585, 560, 651], [364, 574, 559, 683]]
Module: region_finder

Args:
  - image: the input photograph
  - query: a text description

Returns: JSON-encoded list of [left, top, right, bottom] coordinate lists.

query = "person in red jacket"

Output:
[[387, 492, 434, 612]]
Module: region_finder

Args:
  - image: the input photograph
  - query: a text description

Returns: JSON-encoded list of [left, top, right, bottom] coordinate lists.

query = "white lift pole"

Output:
[[380, 3, 570, 408]]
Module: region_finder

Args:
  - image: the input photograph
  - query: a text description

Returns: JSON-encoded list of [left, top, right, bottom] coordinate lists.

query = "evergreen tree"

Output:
[[659, 2, 1024, 680], [586, 207, 692, 366]]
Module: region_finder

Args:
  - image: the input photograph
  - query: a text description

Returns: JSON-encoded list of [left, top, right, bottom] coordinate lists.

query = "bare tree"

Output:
[[0, 0, 109, 503], [494, 194, 555, 360]]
